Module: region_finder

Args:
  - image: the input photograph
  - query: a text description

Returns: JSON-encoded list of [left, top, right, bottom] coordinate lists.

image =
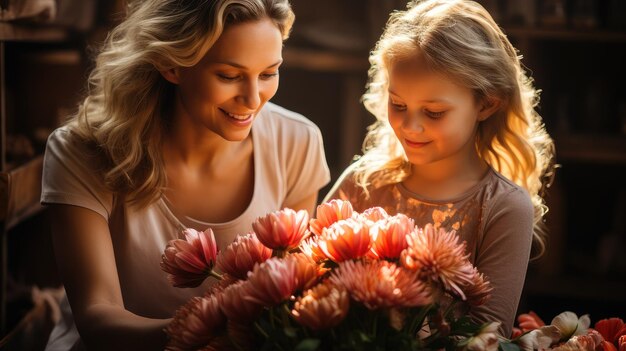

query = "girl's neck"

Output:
[[402, 150, 489, 201]]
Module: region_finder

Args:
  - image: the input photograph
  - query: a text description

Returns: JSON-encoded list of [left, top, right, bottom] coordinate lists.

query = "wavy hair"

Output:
[[355, 0, 555, 255], [66, 0, 294, 207]]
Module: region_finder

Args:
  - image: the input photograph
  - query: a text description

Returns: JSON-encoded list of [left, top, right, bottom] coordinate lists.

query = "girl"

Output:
[[41, 0, 329, 349], [326, 0, 555, 337]]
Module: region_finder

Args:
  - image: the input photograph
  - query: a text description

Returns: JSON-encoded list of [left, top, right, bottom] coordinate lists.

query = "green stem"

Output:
[[254, 322, 269, 339], [409, 305, 432, 336], [209, 269, 223, 280]]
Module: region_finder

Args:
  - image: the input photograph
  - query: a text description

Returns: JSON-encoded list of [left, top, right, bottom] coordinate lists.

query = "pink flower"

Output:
[[401, 224, 475, 300], [292, 282, 349, 331], [218, 280, 263, 323], [165, 295, 225, 350], [464, 267, 493, 306], [245, 257, 299, 307], [252, 208, 310, 250], [310, 200, 354, 236], [369, 213, 414, 260], [330, 260, 431, 309], [216, 233, 272, 279], [318, 218, 371, 262], [300, 237, 326, 262], [161, 228, 218, 288]]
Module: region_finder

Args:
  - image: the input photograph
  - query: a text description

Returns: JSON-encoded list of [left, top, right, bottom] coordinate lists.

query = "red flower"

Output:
[[595, 318, 626, 344], [216, 232, 272, 279], [252, 208, 310, 250], [310, 200, 354, 236], [161, 228, 218, 288], [518, 311, 546, 332]]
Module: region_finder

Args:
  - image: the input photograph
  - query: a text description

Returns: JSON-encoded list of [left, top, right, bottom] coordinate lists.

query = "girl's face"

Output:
[[387, 54, 493, 168], [166, 18, 283, 142]]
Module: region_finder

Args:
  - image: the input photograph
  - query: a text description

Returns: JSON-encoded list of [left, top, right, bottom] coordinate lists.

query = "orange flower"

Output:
[[359, 206, 389, 223], [161, 228, 218, 288], [288, 253, 327, 292], [245, 257, 298, 307], [330, 260, 431, 309], [369, 213, 414, 260], [218, 280, 263, 323], [401, 224, 475, 300], [165, 295, 225, 350], [252, 208, 310, 250], [300, 237, 326, 262], [518, 311, 546, 332], [216, 233, 272, 279], [310, 199, 354, 236], [318, 218, 371, 262], [292, 282, 349, 331], [552, 330, 604, 351]]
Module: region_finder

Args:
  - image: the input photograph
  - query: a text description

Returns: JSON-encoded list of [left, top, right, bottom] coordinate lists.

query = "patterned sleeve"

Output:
[[470, 187, 534, 337], [41, 128, 113, 220]]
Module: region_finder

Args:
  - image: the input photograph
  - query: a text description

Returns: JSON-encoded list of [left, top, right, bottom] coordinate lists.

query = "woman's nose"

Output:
[[238, 80, 261, 110]]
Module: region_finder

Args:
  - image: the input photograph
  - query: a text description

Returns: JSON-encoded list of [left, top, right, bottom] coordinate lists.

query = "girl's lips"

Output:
[[404, 139, 431, 148]]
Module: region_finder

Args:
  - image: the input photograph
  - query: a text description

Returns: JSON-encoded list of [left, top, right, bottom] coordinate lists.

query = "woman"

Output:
[[41, 0, 330, 349]]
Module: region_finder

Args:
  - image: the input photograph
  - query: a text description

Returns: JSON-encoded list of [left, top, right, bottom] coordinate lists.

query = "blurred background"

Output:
[[0, 0, 624, 348]]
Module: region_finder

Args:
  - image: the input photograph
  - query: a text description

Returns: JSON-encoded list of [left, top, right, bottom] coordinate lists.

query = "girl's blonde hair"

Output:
[[67, 0, 294, 207], [356, 0, 555, 254]]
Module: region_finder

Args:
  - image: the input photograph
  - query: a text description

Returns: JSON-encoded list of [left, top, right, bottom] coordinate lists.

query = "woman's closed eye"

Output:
[[217, 73, 240, 82], [260, 71, 279, 80]]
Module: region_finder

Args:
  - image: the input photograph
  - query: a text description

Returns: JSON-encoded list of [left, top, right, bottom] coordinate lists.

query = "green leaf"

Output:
[[294, 338, 321, 351]]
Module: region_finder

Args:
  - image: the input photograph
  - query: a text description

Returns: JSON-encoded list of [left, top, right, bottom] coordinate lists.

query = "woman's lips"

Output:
[[219, 108, 254, 126]]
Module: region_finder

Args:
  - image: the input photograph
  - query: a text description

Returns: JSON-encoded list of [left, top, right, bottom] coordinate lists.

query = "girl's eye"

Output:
[[217, 73, 239, 81], [260, 71, 279, 80], [424, 109, 445, 118], [389, 100, 407, 111]]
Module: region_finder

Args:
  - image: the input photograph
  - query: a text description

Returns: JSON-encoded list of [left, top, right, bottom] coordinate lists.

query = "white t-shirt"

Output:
[[41, 102, 330, 349]]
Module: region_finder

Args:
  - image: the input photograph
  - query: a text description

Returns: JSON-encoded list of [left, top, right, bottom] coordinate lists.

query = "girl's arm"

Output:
[[49, 204, 170, 351]]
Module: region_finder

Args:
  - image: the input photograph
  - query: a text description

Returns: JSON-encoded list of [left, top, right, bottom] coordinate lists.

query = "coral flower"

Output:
[[218, 280, 263, 323], [245, 257, 299, 307], [595, 318, 626, 344], [359, 206, 389, 223], [288, 253, 327, 291], [517, 311, 546, 332], [216, 233, 272, 279], [551, 330, 604, 351], [369, 213, 414, 260], [252, 208, 310, 250], [463, 267, 493, 307], [401, 224, 475, 300], [330, 260, 431, 309], [318, 218, 371, 262], [161, 228, 218, 288], [292, 282, 349, 331], [309, 199, 354, 236], [165, 295, 225, 350], [300, 237, 327, 262]]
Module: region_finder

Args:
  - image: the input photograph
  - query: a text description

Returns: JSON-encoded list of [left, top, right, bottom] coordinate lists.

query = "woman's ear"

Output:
[[160, 68, 181, 84], [477, 97, 501, 121]]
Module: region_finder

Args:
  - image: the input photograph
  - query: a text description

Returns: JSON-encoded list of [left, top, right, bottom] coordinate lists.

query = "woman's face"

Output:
[[386, 53, 492, 168], [169, 18, 283, 141]]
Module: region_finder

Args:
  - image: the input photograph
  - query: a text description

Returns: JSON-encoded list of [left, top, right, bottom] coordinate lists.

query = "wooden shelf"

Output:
[[0, 22, 69, 42], [555, 134, 626, 164], [0, 155, 44, 230], [283, 47, 369, 73], [504, 27, 626, 43]]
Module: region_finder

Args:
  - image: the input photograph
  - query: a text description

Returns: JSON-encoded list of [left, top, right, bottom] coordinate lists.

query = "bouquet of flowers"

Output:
[[500, 311, 626, 351], [159, 200, 496, 351]]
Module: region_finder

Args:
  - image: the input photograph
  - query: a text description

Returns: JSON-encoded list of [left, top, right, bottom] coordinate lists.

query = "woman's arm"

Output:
[[49, 204, 170, 351], [282, 192, 318, 216]]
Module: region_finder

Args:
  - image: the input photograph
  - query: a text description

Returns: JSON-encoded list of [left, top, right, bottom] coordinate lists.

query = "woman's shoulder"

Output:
[[256, 102, 321, 135]]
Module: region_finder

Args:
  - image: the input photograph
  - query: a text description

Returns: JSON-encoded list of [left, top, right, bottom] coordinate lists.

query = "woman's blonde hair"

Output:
[[355, 0, 555, 254], [67, 0, 294, 207]]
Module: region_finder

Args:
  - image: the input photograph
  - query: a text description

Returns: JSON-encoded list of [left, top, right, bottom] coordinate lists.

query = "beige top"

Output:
[[326, 164, 534, 337], [41, 102, 330, 349]]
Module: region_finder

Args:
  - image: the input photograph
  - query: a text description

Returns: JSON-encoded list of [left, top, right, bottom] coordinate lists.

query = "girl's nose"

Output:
[[402, 111, 425, 133]]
